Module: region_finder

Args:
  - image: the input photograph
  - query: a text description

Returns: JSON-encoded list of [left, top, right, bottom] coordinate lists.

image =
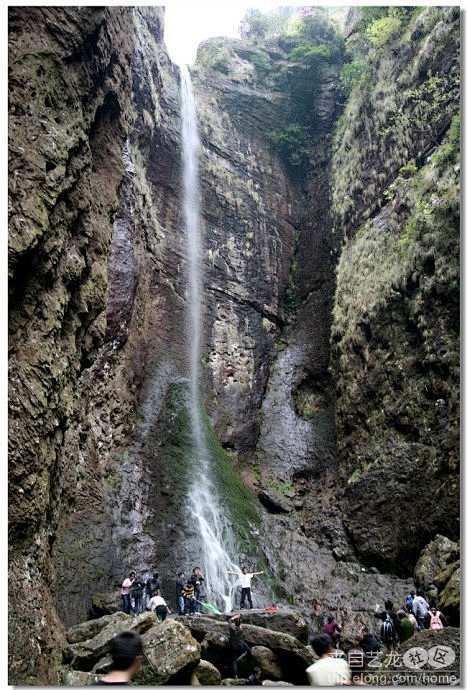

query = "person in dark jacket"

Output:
[[358, 626, 381, 656], [175, 572, 186, 615], [374, 600, 401, 650], [229, 613, 253, 678], [190, 567, 203, 613], [245, 667, 262, 685]]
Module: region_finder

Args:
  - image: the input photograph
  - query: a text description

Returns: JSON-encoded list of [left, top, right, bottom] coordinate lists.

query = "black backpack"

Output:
[[380, 612, 397, 643]]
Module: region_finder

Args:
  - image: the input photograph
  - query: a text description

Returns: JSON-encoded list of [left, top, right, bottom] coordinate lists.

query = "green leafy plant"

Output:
[[288, 43, 331, 68], [337, 61, 369, 99], [270, 122, 310, 166], [366, 15, 402, 49]]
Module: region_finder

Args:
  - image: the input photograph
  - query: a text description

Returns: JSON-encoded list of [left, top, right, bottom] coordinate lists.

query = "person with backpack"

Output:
[[412, 590, 430, 631], [406, 590, 416, 613], [424, 602, 447, 631], [374, 600, 401, 651], [131, 576, 145, 615]]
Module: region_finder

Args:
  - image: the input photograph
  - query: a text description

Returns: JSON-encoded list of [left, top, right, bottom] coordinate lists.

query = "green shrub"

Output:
[[398, 162, 417, 178], [288, 43, 332, 68], [337, 61, 368, 99], [366, 15, 402, 49], [270, 122, 310, 166]]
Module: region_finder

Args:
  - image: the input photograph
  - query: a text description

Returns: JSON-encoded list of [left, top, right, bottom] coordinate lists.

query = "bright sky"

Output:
[[164, 1, 300, 65], [163, 1, 458, 66]]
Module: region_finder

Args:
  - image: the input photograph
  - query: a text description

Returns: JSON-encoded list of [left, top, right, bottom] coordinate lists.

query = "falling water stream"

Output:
[[180, 65, 239, 612]]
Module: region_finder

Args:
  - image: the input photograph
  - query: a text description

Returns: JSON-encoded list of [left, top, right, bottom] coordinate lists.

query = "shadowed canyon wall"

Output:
[[8, 6, 460, 684]]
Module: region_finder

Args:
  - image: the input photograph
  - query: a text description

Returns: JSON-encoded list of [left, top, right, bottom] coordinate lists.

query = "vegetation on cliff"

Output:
[[330, 6, 460, 573]]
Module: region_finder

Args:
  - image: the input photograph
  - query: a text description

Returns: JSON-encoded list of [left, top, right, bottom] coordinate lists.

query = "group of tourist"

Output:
[[121, 564, 264, 619], [121, 566, 208, 619], [310, 586, 447, 686], [114, 572, 449, 686]]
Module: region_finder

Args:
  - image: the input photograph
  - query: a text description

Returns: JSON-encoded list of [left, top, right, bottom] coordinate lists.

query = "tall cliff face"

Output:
[[8, 6, 460, 685], [8, 7, 136, 683], [330, 6, 460, 574]]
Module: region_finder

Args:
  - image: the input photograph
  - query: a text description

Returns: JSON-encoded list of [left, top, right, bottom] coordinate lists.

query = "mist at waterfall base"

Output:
[[180, 65, 240, 612]]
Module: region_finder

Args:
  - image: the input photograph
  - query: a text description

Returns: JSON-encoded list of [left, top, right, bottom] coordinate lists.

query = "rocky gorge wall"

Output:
[[330, 6, 460, 574], [8, 7, 136, 683], [8, 6, 460, 685]]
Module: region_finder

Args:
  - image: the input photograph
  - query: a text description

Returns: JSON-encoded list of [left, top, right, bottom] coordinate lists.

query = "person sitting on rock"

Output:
[[323, 615, 342, 648], [245, 666, 263, 685], [229, 613, 253, 679], [148, 593, 171, 621], [93, 630, 144, 685], [306, 633, 351, 686], [228, 565, 264, 610]]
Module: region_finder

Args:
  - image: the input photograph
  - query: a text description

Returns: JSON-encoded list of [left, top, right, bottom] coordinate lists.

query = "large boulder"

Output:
[[227, 609, 308, 643], [438, 566, 460, 627], [238, 645, 283, 680], [61, 670, 93, 686], [90, 590, 121, 618], [262, 682, 294, 686], [63, 611, 157, 671], [191, 659, 222, 685], [377, 627, 460, 685], [135, 619, 201, 684], [199, 630, 230, 669], [180, 615, 313, 684], [67, 611, 128, 644], [258, 488, 293, 513], [413, 536, 459, 591]]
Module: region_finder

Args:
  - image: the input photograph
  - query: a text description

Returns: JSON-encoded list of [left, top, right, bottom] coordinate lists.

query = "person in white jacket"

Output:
[[148, 593, 171, 621], [227, 566, 264, 610]]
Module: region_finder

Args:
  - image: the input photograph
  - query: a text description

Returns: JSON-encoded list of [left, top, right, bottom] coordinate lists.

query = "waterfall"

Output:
[[180, 65, 239, 612]]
